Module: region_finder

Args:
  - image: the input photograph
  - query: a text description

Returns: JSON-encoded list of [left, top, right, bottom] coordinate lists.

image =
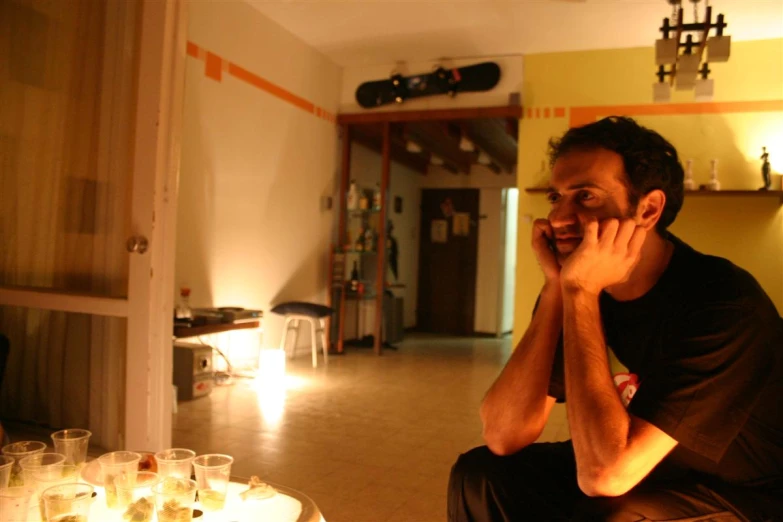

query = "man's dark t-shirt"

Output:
[[547, 235, 783, 496]]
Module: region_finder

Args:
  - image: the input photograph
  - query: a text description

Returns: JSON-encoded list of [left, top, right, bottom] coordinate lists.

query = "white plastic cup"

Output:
[[41, 483, 94, 522], [97, 451, 141, 509], [155, 449, 195, 480], [0, 486, 34, 522], [1, 441, 46, 487], [50, 429, 92, 468], [192, 454, 233, 512], [0, 455, 14, 489], [153, 477, 197, 522]]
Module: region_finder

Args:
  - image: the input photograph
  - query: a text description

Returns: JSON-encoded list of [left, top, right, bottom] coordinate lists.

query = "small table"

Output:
[[39, 462, 326, 522]]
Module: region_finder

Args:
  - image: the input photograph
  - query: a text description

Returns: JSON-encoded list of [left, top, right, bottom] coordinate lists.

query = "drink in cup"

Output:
[[41, 483, 94, 522], [1, 441, 46, 487], [192, 454, 233, 512], [115, 471, 160, 522], [154, 449, 195, 479], [50, 429, 92, 469], [153, 477, 197, 522], [97, 451, 141, 509]]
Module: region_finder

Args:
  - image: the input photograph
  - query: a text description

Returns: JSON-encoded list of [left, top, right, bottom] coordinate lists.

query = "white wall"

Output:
[[340, 56, 524, 113], [500, 188, 519, 334], [474, 189, 503, 334], [176, 1, 342, 351], [346, 144, 422, 331]]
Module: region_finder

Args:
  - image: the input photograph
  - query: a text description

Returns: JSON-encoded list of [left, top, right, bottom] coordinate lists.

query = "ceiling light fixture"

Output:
[[653, 0, 730, 103], [405, 140, 423, 153], [459, 136, 475, 152]]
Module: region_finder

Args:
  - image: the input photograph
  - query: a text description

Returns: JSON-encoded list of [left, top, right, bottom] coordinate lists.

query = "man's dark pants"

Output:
[[447, 442, 780, 522]]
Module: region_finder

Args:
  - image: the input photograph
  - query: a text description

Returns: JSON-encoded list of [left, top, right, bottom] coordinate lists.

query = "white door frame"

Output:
[[0, 0, 187, 451]]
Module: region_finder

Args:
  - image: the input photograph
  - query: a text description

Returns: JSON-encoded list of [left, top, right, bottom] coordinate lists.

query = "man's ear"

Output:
[[637, 189, 666, 231]]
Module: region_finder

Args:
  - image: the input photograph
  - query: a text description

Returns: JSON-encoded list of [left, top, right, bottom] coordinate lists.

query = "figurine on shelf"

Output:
[[708, 159, 721, 191], [347, 180, 359, 210], [760, 147, 771, 190], [683, 159, 695, 190]]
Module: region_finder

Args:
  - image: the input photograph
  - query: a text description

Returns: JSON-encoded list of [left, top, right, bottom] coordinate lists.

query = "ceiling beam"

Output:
[[465, 118, 518, 173], [351, 126, 429, 175], [405, 121, 473, 174], [337, 105, 523, 125]]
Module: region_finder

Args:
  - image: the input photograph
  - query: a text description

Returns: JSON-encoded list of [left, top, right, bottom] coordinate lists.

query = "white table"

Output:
[[27, 477, 325, 522]]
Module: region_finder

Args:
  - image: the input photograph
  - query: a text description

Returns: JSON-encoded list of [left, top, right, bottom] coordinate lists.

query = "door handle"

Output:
[[126, 236, 149, 254]]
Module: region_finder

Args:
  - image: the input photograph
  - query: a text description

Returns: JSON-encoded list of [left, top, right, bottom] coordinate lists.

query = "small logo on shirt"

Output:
[[613, 372, 639, 407]]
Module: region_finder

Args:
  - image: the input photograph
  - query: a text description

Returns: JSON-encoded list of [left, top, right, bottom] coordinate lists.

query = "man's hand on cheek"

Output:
[[559, 217, 647, 295]]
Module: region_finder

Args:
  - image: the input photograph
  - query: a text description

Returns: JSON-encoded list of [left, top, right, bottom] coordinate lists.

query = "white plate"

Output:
[[80, 459, 103, 487]]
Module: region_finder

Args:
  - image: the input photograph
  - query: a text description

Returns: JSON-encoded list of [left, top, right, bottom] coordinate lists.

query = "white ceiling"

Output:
[[246, 0, 783, 67]]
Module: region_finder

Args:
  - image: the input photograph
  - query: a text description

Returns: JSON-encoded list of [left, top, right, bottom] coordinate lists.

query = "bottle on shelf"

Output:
[[372, 182, 382, 210], [364, 227, 375, 252], [359, 190, 369, 210], [349, 261, 360, 292], [175, 287, 193, 321], [347, 179, 359, 210], [355, 229, 365, 252]]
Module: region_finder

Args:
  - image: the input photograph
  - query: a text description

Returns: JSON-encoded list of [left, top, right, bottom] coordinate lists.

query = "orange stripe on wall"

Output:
[[186, 41, 199, 58], [185, 41, 335, 124], [227, 63, 315, 114], [570, 100, 783, 128], [554, 107, 566, 118], [205, 52, 223, 82], [544, 108, 551, 118]]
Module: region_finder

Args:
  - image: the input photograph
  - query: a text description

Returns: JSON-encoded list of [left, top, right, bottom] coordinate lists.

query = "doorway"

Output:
[[416, 188, 480, 335]]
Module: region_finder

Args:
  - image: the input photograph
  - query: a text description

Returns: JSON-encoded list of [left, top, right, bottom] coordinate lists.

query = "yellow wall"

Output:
[[514, 39, 783, 344]]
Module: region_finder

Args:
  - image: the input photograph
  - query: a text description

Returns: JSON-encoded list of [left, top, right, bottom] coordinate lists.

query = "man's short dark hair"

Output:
[[547, 116, 685, 233]]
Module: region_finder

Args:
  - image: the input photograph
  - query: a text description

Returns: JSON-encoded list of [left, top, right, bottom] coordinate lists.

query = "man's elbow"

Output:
[[480, 411, 540, 456], [577, 468, 633, 498]]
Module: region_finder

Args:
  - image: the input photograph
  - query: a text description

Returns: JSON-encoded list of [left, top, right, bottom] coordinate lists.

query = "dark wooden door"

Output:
[[416, 189, 479, 335]]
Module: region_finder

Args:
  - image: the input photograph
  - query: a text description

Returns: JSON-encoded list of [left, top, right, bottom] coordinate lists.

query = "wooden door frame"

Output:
[[0, 0, 186, 451]]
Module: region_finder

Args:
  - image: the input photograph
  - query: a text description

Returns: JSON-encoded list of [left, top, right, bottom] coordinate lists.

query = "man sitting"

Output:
[[448, 117, 782, 521]]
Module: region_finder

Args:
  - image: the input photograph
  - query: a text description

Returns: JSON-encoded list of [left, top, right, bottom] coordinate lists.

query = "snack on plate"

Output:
[[138, 454, 158, 473], [123, 497, 155, 522], [239, 476, 276, 501]]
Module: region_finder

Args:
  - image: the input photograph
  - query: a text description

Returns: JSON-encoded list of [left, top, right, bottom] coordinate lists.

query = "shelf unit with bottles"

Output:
[[328, 123, 392, 355]]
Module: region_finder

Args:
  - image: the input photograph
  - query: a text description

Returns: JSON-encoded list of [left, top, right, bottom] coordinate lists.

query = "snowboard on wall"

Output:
[[355, 62, 501, 109]]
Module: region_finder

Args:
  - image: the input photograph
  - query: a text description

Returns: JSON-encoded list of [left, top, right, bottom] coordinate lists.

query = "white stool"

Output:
[[279, 314, 328, 368]]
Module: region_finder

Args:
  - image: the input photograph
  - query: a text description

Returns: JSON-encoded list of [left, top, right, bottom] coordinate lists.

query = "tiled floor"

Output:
[[173, 335, 570, 522]]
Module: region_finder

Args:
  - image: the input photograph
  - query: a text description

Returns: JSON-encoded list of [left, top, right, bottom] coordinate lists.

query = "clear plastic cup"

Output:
[[0, 455, 14, 488], [115, 471, 160, 521], [153, 477, 197, 522], [97, 451, 141, 509], [192, 454, 233, 512], [19, 453, 70, 518], [41, 483, 94, 522], [0, 486, 34, 522], [50, 429, 92, 468], [1, 441, 46, 487], [155, 449, 195, 479]]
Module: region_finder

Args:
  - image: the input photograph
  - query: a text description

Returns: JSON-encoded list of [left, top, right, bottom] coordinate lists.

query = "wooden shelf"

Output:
[[174, 321, 260, 338], [525, 188, 783, 202]]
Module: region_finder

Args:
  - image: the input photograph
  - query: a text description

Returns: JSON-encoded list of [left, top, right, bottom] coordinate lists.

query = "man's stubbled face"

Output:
[[546, 147, 637, 265]]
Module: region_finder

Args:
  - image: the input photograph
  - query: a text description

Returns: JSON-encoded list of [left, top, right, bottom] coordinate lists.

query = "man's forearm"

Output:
[[562, 290, 630, 492], [481, 283, 563, 454]]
